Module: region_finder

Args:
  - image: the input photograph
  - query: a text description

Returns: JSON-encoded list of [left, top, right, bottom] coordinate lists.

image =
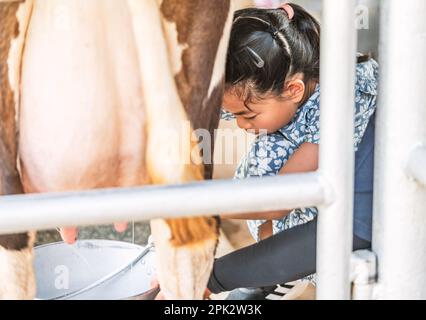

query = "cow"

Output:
[[0, 0, 233, 299]]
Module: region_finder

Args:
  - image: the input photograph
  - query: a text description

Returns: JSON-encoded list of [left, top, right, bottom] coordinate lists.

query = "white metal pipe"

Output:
[[317, 0, 357, 300], [0, 173, 326, 235], [406, 146, 426, 188], [373, 0, 426, 300], [350, 250, 377, 300]]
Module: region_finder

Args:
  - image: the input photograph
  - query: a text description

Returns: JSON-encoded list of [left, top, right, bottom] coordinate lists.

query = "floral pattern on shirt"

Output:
[[222, 59, 379, 243]]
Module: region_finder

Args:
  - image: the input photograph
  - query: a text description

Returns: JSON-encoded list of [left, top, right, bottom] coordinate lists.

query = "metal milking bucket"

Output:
[[34, 239, 159, 300]]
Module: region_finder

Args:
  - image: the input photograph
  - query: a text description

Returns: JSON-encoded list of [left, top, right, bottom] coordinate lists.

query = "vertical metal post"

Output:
[[406, 146, 426, 188], [317, 0, 357, 300], [373, 0, 426, 300]]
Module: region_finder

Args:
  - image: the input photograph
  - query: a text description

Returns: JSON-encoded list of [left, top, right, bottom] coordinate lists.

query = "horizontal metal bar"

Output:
[[0, 172, 327, 235], [406, 146, 426, 187]]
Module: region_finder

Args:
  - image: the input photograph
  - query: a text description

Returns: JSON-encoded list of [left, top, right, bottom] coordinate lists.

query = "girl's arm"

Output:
[[222, 142, 319, 220], [279, 142, 319, 175]]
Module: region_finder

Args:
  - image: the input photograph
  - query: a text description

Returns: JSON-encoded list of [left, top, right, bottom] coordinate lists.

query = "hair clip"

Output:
[[279, 3, 295, 20], [272, 29, 280, 39], [246, 47, 265, 68]]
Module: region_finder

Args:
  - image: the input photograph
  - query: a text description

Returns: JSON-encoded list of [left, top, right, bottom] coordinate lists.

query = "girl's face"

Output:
[[222, 91, 299, 134], [223, 76, 311, 134]]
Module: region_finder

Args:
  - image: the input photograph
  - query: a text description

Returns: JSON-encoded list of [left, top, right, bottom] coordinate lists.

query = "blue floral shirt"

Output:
[[222, 59, 379, 242]]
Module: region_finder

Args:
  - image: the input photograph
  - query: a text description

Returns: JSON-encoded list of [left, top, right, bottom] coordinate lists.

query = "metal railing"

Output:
[[372, 0, 426, 300], [316, 0, 357, 300], [0, 173, 327, 235], [406, 146, 426, 188]]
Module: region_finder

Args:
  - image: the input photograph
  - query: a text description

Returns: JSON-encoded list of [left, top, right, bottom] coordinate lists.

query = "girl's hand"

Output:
[[59, 222, 128, 244]]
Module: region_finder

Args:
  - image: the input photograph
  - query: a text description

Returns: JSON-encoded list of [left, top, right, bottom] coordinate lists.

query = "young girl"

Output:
[[207, 3, 378, 296]]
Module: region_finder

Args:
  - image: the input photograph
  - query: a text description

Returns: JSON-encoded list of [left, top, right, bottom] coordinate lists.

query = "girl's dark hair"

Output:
[[225, 4, 321, 104], [226, 5, 372, 104]]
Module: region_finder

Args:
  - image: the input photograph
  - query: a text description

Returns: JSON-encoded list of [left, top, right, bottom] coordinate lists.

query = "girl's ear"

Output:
[[283, 79, 306, 103]]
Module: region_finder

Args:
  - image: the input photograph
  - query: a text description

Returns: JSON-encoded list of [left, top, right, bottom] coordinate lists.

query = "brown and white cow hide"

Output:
[[0, 0, 233, 300]]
